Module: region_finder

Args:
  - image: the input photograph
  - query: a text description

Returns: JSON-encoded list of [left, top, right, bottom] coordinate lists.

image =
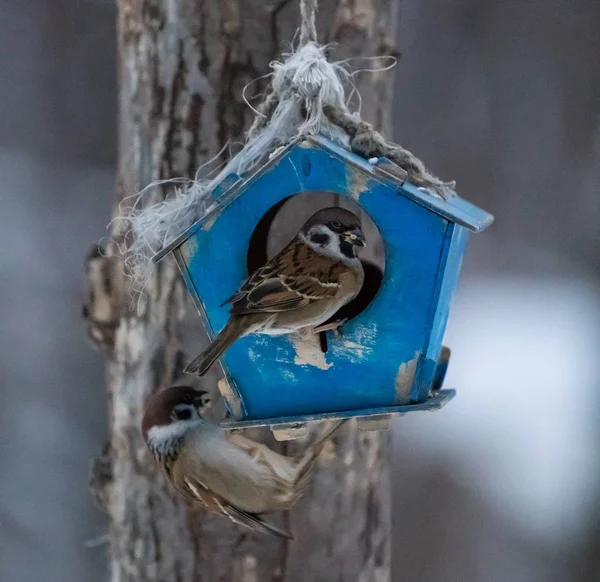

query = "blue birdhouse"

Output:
[[154, 135, 493, 439]]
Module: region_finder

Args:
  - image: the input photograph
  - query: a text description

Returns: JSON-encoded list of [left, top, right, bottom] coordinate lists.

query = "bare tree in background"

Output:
[[85, 1, 400, 580]]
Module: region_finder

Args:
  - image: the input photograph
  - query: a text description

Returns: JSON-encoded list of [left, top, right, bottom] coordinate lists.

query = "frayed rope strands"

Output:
[[118, 0, 455, 309]]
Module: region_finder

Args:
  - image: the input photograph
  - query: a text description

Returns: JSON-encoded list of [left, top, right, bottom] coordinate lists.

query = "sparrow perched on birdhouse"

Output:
[[185, 207, 366, 376], [141, 385, 345, 539]]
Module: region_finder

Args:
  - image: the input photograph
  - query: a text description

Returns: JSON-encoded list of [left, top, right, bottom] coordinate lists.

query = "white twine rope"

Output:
[[117, 0, 454, 308], [299, 0, 318, 46]]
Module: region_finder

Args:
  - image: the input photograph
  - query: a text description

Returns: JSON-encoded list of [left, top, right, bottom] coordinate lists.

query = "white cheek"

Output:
[[147, 418, 203, 447], [147, 421, 190, 444], [325, 236, 340, 254]]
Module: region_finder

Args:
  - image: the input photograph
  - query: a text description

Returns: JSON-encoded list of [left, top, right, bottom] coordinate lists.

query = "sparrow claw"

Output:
[[313, 318, 348, 335]]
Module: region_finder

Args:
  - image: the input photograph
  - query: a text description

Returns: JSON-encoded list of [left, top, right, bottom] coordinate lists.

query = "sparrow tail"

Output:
[[225, 505, 294, 540], [184, 318, 245, 376]]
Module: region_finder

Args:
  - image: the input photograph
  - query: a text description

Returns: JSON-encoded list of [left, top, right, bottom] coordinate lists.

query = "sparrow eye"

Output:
[[330, 220, 342, 230]]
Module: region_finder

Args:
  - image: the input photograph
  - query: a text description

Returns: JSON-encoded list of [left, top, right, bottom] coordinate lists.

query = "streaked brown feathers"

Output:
[[226, 240, 347, 315]]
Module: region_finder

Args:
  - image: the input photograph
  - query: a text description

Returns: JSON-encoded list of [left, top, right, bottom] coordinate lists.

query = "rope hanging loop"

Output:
[[299, 0, 318, 46]]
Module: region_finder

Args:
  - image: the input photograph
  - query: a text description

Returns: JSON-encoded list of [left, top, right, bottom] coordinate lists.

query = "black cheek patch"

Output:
[[310, 233, 330, 246], [177, 409, 191, 420], [339, 240, 355, 259]]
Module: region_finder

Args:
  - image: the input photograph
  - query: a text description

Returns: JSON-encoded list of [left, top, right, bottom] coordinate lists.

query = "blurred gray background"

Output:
[[1, 1, 599, 581]]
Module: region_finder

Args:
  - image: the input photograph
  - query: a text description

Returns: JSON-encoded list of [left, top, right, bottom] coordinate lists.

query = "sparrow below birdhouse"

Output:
[[185, 207, 366, 376], [142, 385, 345, 539]]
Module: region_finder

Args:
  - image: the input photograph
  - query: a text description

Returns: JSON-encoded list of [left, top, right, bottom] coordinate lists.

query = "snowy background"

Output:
[[1, 1, 599, 581]]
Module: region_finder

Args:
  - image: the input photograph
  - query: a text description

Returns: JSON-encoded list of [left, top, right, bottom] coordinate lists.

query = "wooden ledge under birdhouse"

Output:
[[154, 134, 492, 436], [220, 389, 456, 440]]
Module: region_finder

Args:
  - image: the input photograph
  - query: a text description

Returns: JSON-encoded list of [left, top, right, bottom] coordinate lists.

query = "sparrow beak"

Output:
[[193, 390, 212, 410], [343, 227, 366, 247]]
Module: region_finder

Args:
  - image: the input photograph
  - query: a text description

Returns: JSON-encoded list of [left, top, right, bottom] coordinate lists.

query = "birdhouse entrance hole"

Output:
[[246, 192, 386, 334]]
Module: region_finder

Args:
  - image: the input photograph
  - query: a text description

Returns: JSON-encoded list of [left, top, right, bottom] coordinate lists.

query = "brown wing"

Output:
[[223, 239, 347, 316], [171, 463, 293, 539], [226, 433, 298, 485], [225, 433, 305, 510]]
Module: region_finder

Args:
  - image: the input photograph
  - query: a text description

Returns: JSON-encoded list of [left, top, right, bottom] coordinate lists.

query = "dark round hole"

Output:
[[247, 192, 385, 328]]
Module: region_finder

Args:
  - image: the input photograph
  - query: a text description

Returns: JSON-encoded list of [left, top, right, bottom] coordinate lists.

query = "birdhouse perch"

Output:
[[153, 135, 493, 439]]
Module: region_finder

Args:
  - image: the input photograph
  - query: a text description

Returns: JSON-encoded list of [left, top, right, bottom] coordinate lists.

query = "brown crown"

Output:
[[141, 385, 205, 442], [301, 207, 361, 233]]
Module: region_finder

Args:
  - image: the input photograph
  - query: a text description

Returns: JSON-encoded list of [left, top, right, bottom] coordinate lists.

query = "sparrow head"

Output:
[[301, 207, 366, 260], [141, 386, 210, 451]]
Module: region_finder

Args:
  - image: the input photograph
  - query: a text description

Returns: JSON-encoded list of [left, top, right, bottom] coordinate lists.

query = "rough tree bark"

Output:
[[85, 1, 400, 581]]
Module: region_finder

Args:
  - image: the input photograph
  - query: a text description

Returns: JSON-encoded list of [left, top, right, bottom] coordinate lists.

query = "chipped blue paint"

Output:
[[411, 223, 469, 402], [160, 135, 493, 426]]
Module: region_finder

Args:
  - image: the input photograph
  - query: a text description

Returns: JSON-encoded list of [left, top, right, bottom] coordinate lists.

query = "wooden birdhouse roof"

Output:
[[152, 134, 493, 263]]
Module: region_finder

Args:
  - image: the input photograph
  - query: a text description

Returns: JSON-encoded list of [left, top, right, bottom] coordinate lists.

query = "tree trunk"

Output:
[[86, 1, 400, 581]]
